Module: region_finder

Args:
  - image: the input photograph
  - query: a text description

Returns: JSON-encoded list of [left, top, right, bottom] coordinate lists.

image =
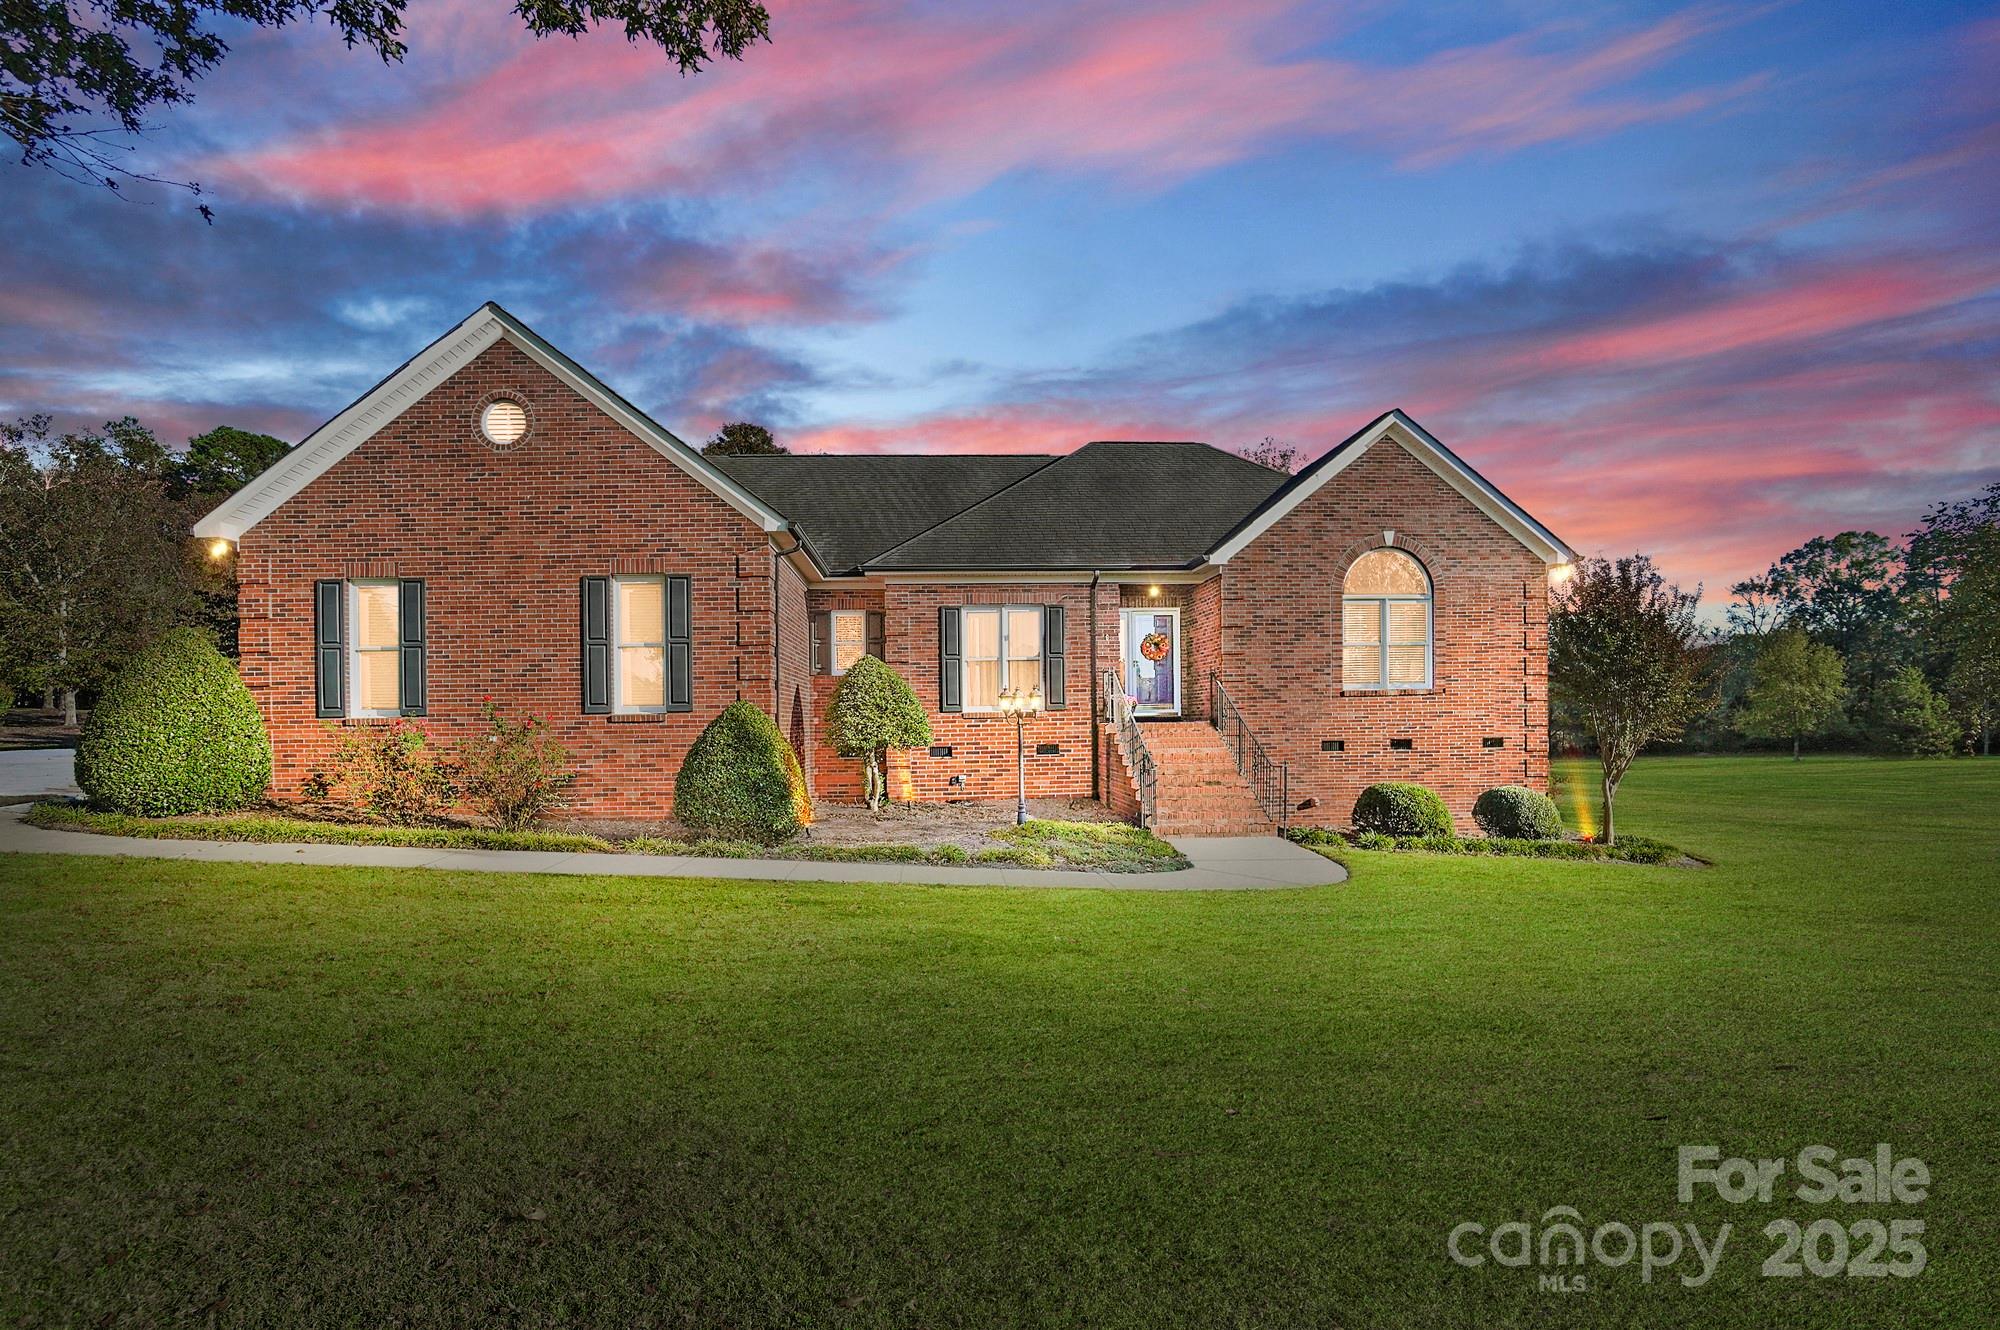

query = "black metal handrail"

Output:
[[1102, 669, 1158, 827], [1209, 672, 1289, 831]]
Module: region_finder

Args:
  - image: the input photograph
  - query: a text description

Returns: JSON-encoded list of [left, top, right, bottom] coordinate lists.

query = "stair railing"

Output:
[[1102, 669, 1159, 828], [1208, 672, 1290, 832]]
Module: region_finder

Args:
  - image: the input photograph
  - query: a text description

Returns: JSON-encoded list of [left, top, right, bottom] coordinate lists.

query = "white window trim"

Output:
[[829, 609, 867, 676], [611, 574, 668, 715], [1342, 592, 1433, 691], [347, 579, 402, 719], [959, 604, 1042, 714]]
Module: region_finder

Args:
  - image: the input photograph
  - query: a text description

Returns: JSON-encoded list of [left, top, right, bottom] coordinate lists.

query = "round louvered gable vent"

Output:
[[480, 398, 529, 449]]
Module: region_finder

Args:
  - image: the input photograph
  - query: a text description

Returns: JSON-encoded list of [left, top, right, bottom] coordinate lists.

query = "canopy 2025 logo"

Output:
[[1446, 1144, 1930, 1294]]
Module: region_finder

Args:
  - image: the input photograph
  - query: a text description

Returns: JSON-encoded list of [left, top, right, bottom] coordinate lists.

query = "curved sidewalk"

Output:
[[0, 803, 1345, 891]]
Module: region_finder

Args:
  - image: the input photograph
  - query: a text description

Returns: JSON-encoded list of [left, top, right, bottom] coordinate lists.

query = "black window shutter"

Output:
[[938, 607, 961, 712], [666, 575, 692, 712], [397, 579, 426, 716], [580, 576, 611, 714], [314, 580, 344, 718], [1042, 604, 1067, 708], [810, 611, 830, 676], [865, 611, 885, 662]]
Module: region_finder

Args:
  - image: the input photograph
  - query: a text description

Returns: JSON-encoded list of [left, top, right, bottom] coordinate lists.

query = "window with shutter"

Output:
[[580, 576, 611, 714], [314, 580, 344, 718], [349, 580, 403, 718]]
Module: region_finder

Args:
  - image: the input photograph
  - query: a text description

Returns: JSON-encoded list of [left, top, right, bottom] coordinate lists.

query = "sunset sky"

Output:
[[7, 0, 1998, 597]]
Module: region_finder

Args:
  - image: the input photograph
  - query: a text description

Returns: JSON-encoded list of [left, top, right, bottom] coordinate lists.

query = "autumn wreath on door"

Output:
[[1139, 631, 1173, 662]]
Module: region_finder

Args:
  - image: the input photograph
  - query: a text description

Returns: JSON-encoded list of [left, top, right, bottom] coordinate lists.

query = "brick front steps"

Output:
[[1137, 720, 1274, 837]]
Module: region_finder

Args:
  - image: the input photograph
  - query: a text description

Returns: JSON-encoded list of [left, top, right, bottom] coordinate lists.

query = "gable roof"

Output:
[[858, 441, 1289, 571], [192, 302, 789, 543], [1204, 409, 1575, 565], [715, 453, 1053, 574]]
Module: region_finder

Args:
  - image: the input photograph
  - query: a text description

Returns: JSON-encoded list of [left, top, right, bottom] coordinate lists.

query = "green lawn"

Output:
[[2, 757, 1996, 1327]]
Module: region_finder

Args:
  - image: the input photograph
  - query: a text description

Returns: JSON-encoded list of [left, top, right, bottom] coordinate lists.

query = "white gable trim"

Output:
[[1203, 409, 1575, 566], [193, 303, 789, 541]]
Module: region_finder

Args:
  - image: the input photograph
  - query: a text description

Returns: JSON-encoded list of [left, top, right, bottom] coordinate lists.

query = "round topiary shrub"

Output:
[[1351, 782, 1453, 837], [1472, 785, 1565, 840], [75, 627, 272, 815], [826, 654, 931, 811], [673, 699, 812, 843]]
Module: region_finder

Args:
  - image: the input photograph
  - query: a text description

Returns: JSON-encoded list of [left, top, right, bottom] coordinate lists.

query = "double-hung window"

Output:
[[349, 580, 403, 717], [830, 610, 867, 675], [960, 605, 1042, 711], [614, 575, 667, 712], [1341, 549, 1432, 690]]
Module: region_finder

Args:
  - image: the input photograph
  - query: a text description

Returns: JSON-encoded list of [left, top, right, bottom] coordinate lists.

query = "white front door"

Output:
[[1123, 607, 1181, 715]]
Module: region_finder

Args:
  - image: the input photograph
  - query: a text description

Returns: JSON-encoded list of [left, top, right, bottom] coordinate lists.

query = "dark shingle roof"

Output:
[[714, 454, 1053, 573], [861, 442, 1288, 570]]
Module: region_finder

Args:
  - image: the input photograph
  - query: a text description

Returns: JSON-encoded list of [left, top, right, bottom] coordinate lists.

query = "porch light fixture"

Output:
[[997, 684, 1043, 825], [1548, 561, 1576, 586], [207, 538, 232, 560], [1147, 584, 1162, 597]]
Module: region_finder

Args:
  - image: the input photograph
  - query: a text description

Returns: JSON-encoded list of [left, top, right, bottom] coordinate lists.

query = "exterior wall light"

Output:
[[1147, 584, 1163, 597], [1548, 562, 1575, 586], [207, 538, 233, 560]]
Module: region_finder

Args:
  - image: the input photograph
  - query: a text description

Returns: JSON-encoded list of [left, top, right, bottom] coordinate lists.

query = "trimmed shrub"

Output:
[[825, 654, 932, 810], [1351, 782, 1453, 837], [673, 700, 811, 843], [304, 721, 456, 825], [1473, 785, 1565, 840], [75, 628, 271, 815], [456, 700, 577, 830]]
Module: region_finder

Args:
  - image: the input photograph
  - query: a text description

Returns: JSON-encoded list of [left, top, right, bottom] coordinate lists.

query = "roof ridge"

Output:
[[858, 450, 1075, 567]]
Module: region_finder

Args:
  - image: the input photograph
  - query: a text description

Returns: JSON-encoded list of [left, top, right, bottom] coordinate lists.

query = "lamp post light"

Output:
[[997, 684, 1044, 825]]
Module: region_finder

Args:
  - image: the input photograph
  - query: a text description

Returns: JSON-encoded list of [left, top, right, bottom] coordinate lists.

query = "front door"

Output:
[[1123, 607, 1181, 715]]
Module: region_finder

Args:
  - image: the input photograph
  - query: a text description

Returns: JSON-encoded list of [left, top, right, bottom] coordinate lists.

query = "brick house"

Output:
[[194, 304, 1574, 834]]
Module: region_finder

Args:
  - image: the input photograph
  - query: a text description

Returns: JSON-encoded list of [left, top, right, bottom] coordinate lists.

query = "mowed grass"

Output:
[[1, 757, 1996, 1328]]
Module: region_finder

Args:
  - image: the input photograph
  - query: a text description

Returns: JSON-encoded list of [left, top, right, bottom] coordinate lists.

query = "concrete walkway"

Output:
[[0, 747, 78, 799], [0, 802, 1345, 891]]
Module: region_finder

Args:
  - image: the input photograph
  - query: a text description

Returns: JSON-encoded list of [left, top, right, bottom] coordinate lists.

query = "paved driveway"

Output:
[[0, 748, 78, 797]]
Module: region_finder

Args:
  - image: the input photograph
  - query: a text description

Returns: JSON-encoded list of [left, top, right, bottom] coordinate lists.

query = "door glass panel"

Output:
[[1127, 612, 1178, 710]]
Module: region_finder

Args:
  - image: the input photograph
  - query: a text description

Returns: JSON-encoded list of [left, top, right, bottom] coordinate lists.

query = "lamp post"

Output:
[[997, 684, 1043, 825]]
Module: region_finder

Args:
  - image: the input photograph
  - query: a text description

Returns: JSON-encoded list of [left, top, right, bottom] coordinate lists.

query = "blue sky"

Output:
[[5, 0, 1998, 593]]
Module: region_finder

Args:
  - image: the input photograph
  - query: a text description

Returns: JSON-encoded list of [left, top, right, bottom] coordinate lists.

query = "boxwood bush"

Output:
[[673, 699, 811, 843], [74, 627, 272, 815], [1472, 785, 1565, 840], [1351, 782, 1453, 837]]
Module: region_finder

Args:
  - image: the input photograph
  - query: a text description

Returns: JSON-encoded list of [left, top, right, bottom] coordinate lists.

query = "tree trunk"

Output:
[[41, 685, 54, 711], [1600, 772, 1617, 846], [1793, 735, 1801, 760], [60, 688, 77, 728]]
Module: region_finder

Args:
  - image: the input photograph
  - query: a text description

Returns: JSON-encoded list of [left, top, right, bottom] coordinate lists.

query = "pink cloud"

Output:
[[215, 0, 1756, 215]]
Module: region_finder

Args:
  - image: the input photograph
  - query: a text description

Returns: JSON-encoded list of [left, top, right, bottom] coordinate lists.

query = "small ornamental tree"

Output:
[[75, 626, 270, 814], [1738, 627, 1846, 759], [674, 699, 811, 842], [1549, 555, 1710, 845], [825, 655, 931, 811]]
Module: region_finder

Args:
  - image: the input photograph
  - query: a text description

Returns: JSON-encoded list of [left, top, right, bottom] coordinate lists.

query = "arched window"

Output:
[[1342, 548, 1432, 690]]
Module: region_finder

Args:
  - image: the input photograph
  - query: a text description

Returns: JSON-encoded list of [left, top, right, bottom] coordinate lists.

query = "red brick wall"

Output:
[[881, 581, 1105, 804], [776, 556, 813, 795], [236, 336, 775, 817], [1217, 438, 1550, 829]]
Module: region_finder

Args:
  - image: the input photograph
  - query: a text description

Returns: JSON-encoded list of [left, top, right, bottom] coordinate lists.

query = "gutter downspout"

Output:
[[770, 526, 806, 723], [1089, 569, 1101, 801]]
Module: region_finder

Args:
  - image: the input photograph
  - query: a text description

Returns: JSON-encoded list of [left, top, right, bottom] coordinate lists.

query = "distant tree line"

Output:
[[0, 418, 287, 723], [1555, 484, 2000, 761]]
